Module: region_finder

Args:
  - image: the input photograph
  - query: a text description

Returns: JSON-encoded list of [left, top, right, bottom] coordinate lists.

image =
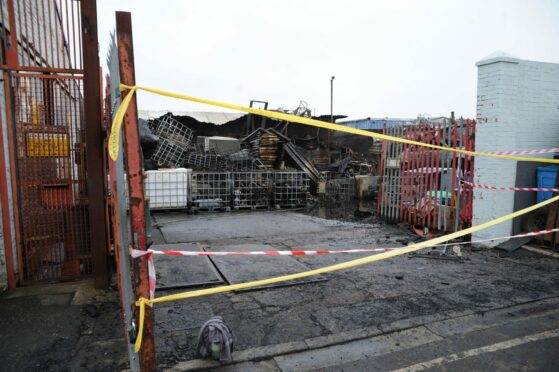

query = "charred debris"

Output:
[[138, 105, 379, 211]]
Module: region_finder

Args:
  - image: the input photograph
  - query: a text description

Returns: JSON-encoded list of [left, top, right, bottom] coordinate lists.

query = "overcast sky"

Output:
[[97, 0, 559, 120]]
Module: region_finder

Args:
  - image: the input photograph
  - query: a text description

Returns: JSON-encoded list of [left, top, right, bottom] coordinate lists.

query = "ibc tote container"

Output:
[[144, 168, 191, 209]]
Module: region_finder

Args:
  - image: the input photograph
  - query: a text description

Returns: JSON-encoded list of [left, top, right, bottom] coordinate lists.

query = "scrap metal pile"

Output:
[[138, 111, 376, 210], [143, 112, 373, 176]]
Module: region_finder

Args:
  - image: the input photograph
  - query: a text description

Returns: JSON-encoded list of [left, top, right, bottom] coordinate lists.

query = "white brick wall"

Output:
[[473, 55, 559, 246]]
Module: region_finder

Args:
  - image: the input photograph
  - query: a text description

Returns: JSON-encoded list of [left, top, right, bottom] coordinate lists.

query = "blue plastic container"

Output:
[[537, 166, 558, 203]]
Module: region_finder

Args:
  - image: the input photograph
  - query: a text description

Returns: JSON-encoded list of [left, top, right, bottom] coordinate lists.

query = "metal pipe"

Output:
[[5, 0, 19, 67], [0, 81, 16, 289], [329, 76, 335, 156], [81, 0, 110, 288], [330, 76, 335, 124], [3, 72, 23, 283]]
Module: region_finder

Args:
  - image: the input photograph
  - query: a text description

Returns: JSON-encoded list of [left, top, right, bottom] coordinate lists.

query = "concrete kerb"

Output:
[[165, 295, 559, 371], [0, 280, 99, 300]]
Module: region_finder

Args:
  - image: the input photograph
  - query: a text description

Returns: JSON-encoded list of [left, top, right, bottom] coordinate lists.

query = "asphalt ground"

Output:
[[151, 210, 559, 370]]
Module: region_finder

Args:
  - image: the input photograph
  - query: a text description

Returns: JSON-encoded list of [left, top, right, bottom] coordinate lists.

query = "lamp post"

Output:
[[330, 76, 335, 123], [329, 76, 335, 155]]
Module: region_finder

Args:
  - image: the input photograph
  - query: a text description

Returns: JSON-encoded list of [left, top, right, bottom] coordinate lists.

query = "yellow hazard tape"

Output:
[[109, 84, 559, 164], [132, 194, 559, 351], [108, 85, 138, 160]]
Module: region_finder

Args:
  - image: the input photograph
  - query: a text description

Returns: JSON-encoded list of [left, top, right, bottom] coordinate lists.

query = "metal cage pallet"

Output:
[[151, 138, 187, 168], [184, 151, 226, 170], [153, 114, 194, 147], [232, 171, 273, 209], [191, 172, 231, 211], [273, 171, 310, 208], [325, 176, 356, 201]]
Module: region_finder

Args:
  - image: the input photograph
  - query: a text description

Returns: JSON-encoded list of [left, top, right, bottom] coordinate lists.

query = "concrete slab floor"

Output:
[[0, 281, 128, 372], [151, 210, 559, 370]]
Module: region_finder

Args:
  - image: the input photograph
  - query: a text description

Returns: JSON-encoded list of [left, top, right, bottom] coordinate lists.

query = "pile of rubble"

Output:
[[138, 112, 377, 210]]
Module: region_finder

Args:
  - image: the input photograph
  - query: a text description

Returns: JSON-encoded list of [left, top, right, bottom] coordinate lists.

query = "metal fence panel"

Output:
[[11, 73, 90, 282], [378, 120, 476, 232]]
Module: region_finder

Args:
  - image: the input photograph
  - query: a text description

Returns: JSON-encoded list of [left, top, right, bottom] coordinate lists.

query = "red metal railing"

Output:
[[379, 119, 476, 233]]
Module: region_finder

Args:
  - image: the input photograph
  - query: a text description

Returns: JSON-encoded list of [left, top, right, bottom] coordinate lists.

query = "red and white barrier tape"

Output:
[[133, 228, 559, 258], [130, 250, 156, 299], [146, 247, 399, 256], [147, 252, 156, 300], [463, 181, 559, 192], [131, 227, 559, 298], [486, 148, 559, 156]]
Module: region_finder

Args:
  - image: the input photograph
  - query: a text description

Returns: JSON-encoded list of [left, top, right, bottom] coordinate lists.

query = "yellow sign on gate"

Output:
[[26, 132, 69, 157]]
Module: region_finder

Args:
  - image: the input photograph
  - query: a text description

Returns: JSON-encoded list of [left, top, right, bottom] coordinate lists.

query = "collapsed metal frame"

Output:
[[151, 137, 186, 168], [152, 113, 194, 148], [183, 150, 226, 170]]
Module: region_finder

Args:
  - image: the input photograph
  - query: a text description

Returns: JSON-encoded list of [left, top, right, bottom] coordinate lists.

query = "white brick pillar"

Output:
[[473, 52, 559, 246]]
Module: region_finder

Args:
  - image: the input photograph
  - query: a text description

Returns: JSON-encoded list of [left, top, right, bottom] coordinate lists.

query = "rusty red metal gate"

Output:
[[0, 0, 103, 283], [378, 119, 476, 233], [10, 73, 91, 282]]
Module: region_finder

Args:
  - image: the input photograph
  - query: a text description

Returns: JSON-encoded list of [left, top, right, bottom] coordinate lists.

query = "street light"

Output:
[[330, 76, 335, 124]]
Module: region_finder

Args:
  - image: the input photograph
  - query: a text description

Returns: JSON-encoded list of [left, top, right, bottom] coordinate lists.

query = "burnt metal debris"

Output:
[[139, 110, 375, 211], [137, 109, 480, 237]]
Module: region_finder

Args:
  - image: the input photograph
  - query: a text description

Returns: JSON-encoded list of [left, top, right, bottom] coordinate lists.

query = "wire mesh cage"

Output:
[[273, 171, 310, 208], [226, 149, 264, 171], [184, 151, 227, 170], [151, 138, 187, 168], [153, 114, 194, 147], [191, 172, 231, 210], [325, 175, 356, 201], [226, 158, 263, 171], [232, 171, 273, 209]]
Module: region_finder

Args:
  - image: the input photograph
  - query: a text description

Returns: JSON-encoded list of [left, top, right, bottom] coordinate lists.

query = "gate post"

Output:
[[81, 0, 110, 288], [116, 11, 157, 371]]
